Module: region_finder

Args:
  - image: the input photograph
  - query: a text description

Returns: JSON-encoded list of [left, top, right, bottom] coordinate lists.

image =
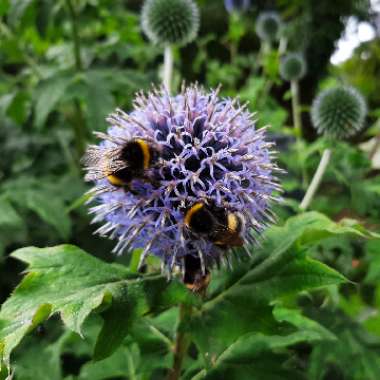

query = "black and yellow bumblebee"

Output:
[[84, 138, 160, 190], [183, 254, 211, 294], [184, 202, 244, 249], [106, 138, 159, 187]]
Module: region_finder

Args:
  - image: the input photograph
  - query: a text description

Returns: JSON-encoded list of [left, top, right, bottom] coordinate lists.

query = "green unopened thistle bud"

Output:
[[141, 0, 200, 46], [255, 11, 282, 42], [311, 86, 367, 139], [280, 53, 307, 81]]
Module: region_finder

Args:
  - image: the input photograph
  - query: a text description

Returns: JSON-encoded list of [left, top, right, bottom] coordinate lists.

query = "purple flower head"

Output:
[[224, 0, 250, 13], [83, 85, 281, 275]]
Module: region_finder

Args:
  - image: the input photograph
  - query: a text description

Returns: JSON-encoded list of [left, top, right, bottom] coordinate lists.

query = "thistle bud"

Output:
[[141, 0, 200, 46], [311, 86, 367, 139]]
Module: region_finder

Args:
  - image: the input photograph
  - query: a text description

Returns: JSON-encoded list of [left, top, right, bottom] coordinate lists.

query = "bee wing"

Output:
[[83, 146, 127, 182]]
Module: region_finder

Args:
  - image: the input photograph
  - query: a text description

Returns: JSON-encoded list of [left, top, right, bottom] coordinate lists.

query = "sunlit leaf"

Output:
[[0, 245, 194, 368]]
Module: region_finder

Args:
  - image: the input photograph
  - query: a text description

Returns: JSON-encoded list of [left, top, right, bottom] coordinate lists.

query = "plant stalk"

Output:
[[163, 45, 173, 93], [167, 304, 191, 380], [66, 0, 86, 157], [369, 133, 380, 160], [300, 148, 332, 210], [290, 79, 308, 186], [67, 0, 83, 71], [291, 80, 302, 139]]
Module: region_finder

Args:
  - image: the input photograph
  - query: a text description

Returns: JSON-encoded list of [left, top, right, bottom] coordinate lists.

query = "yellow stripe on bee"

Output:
[[227, 213, 239, 232], [136, 139, 150, 169], [184, 203, 204, 227], [107, 174, 125, 187], [213, 213, 239, 245]]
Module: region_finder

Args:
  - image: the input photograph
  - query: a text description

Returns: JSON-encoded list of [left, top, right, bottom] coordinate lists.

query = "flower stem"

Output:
[[167, 304, 192, 380], [278, 36, 287, 55], [369, 132, 380, 160], [163, 45, 173, 94], [67, 0, 83, 71], [66, 0, 86, 157], [300, 148, 332, 210], [291, 80, 302, 139], [290, 79, 308, 186]]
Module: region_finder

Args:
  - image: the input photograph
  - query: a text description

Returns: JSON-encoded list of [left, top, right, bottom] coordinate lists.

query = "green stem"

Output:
[[278, 36, 287, 55], [126, 347, 137, 380], [66, 0, 83, 71], [148, 323, 173, 350], [290, 80, 302, 139], [290, 80, 307, 186], [300, 148, 332, 210], [369, 132, 380, 160], [167, 304, 192, 380], [229, 41, 238, 64], [66, 0, 86, 157], [56, 130, 80, 175], [163, 45, 173, 93]]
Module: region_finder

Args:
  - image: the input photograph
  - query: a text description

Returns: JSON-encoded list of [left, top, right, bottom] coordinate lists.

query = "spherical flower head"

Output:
[[255, 11, 282, 42], [311, 86, 367, 139], [83, 85, 281, 273], [280, 53, 307, 81], [224, 0, 250, 13], [141, 0, 200, 46]]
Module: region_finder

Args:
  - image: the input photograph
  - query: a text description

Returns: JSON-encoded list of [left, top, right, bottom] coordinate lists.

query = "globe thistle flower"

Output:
[[255, 11, 282, 42], [280, 53, 307, 82], [311, 86, 367, 139], [224, 0, 250, 13], [141, 0, 200, 46], [83, 85, 281, 276]]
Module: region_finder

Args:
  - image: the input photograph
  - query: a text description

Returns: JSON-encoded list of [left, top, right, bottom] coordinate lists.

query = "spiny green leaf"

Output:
[[307, 308, 380, 380], [192, 308, 336, 380], [192, 351, 304, 380], [200, 332, 320, 380], [254, 211, 368, 265], [272, 306, 336, 342], [274, 211, 368, 248], [0, 245, 194, 368]]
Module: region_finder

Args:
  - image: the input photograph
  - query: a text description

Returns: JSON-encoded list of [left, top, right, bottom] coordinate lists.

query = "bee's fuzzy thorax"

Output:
[[84, 84, 282, 273]]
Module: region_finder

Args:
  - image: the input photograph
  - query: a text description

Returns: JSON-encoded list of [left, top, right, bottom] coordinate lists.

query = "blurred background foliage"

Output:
[[1, 0, 380, 379]]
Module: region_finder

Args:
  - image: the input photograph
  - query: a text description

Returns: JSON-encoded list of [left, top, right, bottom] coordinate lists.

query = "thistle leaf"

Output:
[[0, 245, 194, 368]]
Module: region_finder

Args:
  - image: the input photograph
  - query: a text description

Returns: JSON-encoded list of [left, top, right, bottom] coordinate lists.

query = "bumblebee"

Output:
[[184, 202, 244, 248], [84, 138, 160, 189], [183, 254, 211, 294]]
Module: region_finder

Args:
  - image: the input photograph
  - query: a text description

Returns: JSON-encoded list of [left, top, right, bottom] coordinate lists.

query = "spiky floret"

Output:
[[224, 0, 250, 13], [255, 11, 282, 42], [83, 85, 281, 273], [280, 53, 307, 81], [311, 86, 367, 139], [141, 0, 199, 46]]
